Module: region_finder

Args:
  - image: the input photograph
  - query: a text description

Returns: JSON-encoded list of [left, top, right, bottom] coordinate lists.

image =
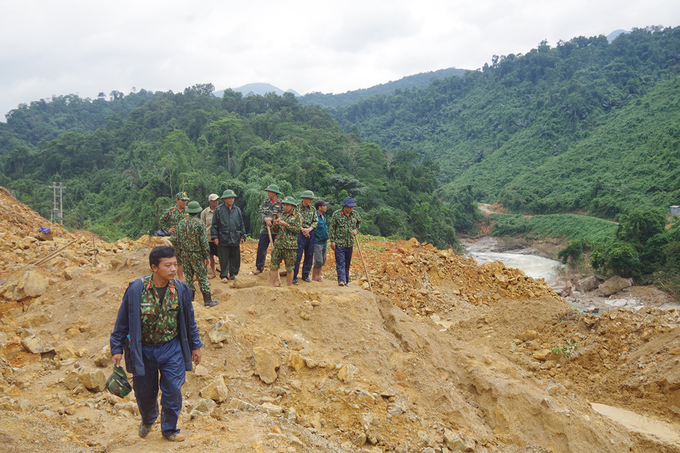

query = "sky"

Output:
[[1, 0, 679, 119]]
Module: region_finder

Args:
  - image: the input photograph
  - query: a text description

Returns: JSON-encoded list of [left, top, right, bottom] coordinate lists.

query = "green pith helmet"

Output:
[[175, 191, 189, 200], [221, 189, 237, 198], [299, 190, 315, 199], [281, 196, 297, 206], [106, 364, 132, 398], [186, 201, 202, 214], [264, 184, 282, 195]]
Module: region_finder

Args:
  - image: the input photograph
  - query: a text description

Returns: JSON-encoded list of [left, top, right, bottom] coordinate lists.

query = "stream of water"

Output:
[[466, 249, 565, 286]]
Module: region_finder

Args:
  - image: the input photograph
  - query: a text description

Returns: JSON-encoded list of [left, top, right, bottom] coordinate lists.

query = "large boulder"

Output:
[[0, 266, 49, 301], [597, 276, 633, 297], [576, 276, 601, 293]]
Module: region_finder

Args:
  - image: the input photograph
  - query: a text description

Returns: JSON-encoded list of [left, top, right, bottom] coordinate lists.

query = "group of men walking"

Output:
[[110, 184, 363, 442]]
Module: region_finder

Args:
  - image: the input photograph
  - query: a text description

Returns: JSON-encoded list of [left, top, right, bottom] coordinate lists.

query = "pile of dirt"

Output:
[[1, 188, 680, 452]]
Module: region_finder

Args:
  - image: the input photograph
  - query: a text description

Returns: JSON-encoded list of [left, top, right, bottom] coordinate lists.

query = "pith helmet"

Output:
[[281, 196, 297, 206], [106, 364, 132, 398], [341, 197, 357, 207], [175, 192, 189, 200], [299, 190, 315, 199], [264, 184, 281, 194], [221, 189, 237, 198], [186, 201, 202, 214]]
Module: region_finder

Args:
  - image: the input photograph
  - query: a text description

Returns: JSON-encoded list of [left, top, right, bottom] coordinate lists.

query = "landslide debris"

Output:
[[1, 187, 680, 452]]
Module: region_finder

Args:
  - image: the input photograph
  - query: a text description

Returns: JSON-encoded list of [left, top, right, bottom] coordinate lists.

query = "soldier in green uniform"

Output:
[[329, 197, 361, 287], [292, 190, 318, 284], [174, 201, 218, 307], [254, 184, 284, 274], [270, 196, 302, 286], [159, 192, 190, 282]]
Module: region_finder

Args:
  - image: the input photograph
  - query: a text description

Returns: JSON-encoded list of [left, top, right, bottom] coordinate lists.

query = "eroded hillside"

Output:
[[1, 188, 680, 452]]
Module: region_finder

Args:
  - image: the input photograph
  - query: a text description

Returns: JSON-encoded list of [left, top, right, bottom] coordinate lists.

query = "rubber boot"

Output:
[[202, 291, 218, 307]]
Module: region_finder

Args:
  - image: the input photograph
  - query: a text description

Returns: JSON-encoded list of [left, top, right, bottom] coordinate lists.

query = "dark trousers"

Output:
[[293, 230, 315, 280], [218, 243, 240, 278], [133, 337, 185, 437], [334, 246, 353, 284], [255, 233, 276, 270]]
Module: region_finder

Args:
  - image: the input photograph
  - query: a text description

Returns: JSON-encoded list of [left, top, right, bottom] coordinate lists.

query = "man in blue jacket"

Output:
[[110, 246, 203, 443]]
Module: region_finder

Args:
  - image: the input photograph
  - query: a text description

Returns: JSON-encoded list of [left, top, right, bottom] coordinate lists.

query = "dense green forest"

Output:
[[329, 26, 680, 219], [298, 68, 465, 109], [0, 85, 473, 249]]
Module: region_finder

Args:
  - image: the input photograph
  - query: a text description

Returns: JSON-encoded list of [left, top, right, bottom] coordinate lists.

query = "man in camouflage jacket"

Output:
[[329, 197, 361, 287], [270, 196, 302, 286], [292, 190, 318, 284], [175, 201, 217, 307], [254, 184, 283, 274], [159, 192, 189, 282]]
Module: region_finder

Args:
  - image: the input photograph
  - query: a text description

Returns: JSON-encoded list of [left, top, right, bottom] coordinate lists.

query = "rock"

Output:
[[357, 412, 374, 431], [533, 349, 561, 362], [21, 337, 54, 354], [232, 275, 257, 288], [208, 320, 232, 344], [226, 398, 252, 411], [287, 353, 306, 372], [261, 402, 283, 415], [337, 363, 358, 383], [63, 267, 84, 280], [191, 398, 217, 416], [54, 343, 77, 360], [444, 430, 475, 451], [0, 266, 49, 301], [78, 369, 106, 392], [199, 376, 229, 403], [517, 330, 539, 342], [65, 371, 79, 390], [194, 364, 210, 376], [597, 276, 633, 296], [253, 348, 279, 384], [93, 346, 111, 367], [577, 276, 601, 293]]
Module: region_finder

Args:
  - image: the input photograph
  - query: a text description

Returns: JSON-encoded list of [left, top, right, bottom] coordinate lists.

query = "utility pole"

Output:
[[49, 182, 64, 224]]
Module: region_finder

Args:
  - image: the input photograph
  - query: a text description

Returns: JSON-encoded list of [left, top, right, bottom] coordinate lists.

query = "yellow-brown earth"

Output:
[[2, 188, 680, 452]]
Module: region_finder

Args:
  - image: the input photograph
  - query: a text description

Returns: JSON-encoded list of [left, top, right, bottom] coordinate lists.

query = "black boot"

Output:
[[202, 291, 218, 307]]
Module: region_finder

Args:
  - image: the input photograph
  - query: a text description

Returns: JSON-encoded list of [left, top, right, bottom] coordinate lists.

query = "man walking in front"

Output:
[[159, 192, 189, 282], [312, 199, 330, 282], [329, 197, 361, 287], [200, 194, 220, 279], [176, 201, 218, 307], [270, 196, 302, 287], [292, 190, 318, 284], [211, 189, 246, 283], [254, 184, 283, 274], [110, 246, 203, 442]]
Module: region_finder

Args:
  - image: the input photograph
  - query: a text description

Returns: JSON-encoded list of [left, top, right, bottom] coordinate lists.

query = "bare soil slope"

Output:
[[2, 189, 680, 452]]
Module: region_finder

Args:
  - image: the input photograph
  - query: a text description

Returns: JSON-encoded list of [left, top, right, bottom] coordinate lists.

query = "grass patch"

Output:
[[490, 213, 617, 245]]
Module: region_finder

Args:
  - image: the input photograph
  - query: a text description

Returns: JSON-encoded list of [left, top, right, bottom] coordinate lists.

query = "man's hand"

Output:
[[277, 219, 287, 227], [213, 238, 219, 245], [168, 226, 176, 234], [331, 242, 336, 251], [265, 217, 273, 227], [302, 227, 311, 237], [192, 349, 202, 365], [204, 259, 210, 266], [353, 229, 357, 236], [112, 353, 123, 366], [240, 238, 246, 244]]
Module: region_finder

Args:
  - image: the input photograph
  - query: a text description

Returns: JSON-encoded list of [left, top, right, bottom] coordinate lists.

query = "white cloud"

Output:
[[1, 0, 679, 119]]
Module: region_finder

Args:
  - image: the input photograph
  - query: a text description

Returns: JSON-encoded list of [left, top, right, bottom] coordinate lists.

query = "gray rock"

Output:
[[597, 276, 633, 296], [577, 276, 601, 293], [192, 398, 217, 415], [199, 375, 229, 403]]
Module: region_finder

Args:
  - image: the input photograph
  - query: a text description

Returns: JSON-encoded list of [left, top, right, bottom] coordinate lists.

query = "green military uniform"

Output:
[[160, 206, 189, 265], [298, 203, 318, 230], [139, 275, 180, 344], [175, 215, 210, 293], [258, 197, 283, 234], [271, 209, 302, 271], [329, 210, 361, 247]]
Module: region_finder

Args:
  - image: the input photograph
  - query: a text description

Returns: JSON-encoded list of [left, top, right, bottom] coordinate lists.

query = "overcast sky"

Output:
[[1, 0, 679, 119]]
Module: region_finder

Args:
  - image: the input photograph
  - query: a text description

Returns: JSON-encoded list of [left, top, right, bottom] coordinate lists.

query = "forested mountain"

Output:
[[298, 68, 466, 108], [0, 85, 469, 248], [328, 26, 680, 219]]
